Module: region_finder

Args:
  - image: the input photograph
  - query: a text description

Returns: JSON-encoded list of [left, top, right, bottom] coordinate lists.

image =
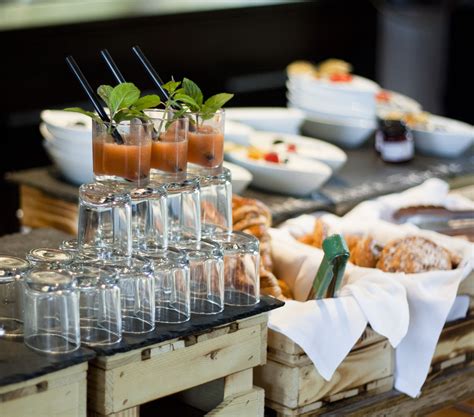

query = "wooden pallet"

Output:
[[255, 328, 394, 417], [87, 313, 267, 417], [0, 363, 88, 417]]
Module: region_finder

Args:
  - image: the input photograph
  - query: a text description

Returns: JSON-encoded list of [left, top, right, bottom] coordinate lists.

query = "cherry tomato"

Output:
[[329, 73, 353, 82], [376, 90, 391, 102], [287, 143, 297, 152], [264, 152, 279, 163]]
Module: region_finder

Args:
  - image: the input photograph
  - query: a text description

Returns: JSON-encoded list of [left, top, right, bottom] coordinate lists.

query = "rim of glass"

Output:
[[92, 119, 154, 127]]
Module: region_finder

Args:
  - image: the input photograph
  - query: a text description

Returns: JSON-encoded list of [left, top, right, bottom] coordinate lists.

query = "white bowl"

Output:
[[223, 161, 253, 195], [41, 110, 92, 142], [226, 149, 332, 196], [40, 123, 91, 158], [248, 131, 347, 171], [43, 141, 93, 185], [224, 120, 255, 146], [412, 115, 474, 158], [225, 107, 305, 135]]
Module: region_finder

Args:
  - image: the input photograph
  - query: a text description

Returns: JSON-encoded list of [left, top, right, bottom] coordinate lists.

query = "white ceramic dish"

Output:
[[226, 149, 332, 196], [223, 161, 253, 194], [287, 81, 377, 120], [247, 131, 347, 171], [376, 90, 422, 115], [43, 141, 93, 185], [412, 115, 474, 158], [40, 123, 91, 158], [41, 110, 92, 142], [225, 107, 305, 135], [224, 120, 255, 145]]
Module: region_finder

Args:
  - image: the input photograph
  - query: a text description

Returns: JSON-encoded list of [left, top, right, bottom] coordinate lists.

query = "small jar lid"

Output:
[[26, 248, 73, 266], [0, 255, 30, 282], [25, 269, 75, 292]]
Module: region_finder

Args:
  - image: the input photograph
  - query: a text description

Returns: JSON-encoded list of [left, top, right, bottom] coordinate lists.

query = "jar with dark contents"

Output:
[[376, 119, 414, 163]]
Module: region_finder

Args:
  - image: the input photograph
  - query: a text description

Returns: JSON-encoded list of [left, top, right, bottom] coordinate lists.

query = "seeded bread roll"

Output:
[[376, 236, 452, 273], [349, 236, 382, 268]]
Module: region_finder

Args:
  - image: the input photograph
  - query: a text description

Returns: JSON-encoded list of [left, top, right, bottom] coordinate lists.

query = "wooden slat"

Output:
[[0, 363, 87, 417], [432, 317, 474, 366], [206, 387, 264, 417], [256, 339, 393, 409], [89, 323, 265, 415]]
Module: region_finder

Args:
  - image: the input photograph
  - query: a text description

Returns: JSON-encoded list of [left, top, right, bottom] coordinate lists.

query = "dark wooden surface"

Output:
[[7, 141, 474, 224]]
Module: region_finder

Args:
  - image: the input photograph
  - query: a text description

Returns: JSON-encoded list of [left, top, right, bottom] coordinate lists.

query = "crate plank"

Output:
[[89, 323, 265, 415], [256, 339, 393, 409], [0, 363, 87, 417], [432, 317, 474, 366], [206, 387, 264, 417]]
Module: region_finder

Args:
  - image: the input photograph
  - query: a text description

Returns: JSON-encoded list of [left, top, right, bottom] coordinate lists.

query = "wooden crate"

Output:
[[429, 316, 474, 375], [0, 363, 87, 417], [255, 328, 394, 417], [88, 313, 268, 417]]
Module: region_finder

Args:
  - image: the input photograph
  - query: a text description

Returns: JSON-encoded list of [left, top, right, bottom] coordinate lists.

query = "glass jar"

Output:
[[376, 119, 414, 163]]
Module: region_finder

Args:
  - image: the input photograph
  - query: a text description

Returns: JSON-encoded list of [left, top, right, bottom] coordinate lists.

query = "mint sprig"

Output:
[[65, 82, 161, 132]]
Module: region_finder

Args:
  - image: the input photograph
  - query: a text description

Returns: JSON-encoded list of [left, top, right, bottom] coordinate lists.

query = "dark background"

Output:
[[1, 0, 472, 236]]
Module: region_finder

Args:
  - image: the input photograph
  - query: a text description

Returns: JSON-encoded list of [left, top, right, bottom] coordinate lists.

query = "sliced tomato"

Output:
[[287, 143, 297, 152], [329, 73, 353, 82], [264, 152, 280, 163], [376, 90, 391, 102]]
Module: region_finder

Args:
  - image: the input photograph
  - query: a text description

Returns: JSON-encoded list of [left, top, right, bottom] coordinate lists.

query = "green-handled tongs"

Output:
[[307, 234, 350, 300]]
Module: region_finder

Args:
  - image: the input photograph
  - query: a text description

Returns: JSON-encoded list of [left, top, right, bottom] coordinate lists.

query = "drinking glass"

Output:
[[146, 248, 190, 324], [213, 232, 260, 306], [77, 183, 132, 258], [102, 256, 155, 334], [133, 186, 168, 253], [187, 110, 225, 174], [189, 167, 232, 238], [23, 269, 80, 354], [175, 239, 224, 315], [146, 109, 189, 183], [73, 265, 121, 346], [26, 248, 73, 270], [92, 119, 153, 187], [0, 255, 30, 337]]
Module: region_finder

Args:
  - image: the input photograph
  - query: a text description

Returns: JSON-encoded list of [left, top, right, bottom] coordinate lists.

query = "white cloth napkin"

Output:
[[345, 178, 474, 222], [277, 212, 474, 397], [269, 228, 409, 381]]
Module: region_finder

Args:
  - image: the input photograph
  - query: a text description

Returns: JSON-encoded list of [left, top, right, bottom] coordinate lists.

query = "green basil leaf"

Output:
[[108, 83, 140, 115], [202, 93, 234, 114], [182, 78, 203, 106], [97, 85, 113, 106], [174, 93, 200, 112], [114, 109, 151, 123], [162, 80, 181, 95], [64, 107, 102, 123], [132, 94, 161, 111]]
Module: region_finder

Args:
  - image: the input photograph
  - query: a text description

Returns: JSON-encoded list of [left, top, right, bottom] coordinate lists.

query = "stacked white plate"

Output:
[[40, 110, 93, 185], [40, 110, 254, 191], [287, 73, 380, 148]]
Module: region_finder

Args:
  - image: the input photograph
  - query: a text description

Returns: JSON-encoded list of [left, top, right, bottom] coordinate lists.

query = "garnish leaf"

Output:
[[115, 109, 151, 123], [173, 93, 200, 112], [162, 80, 181, 95], [202, 93, 234, 113], [182, 78, 203, 106], [108, 83, 140, 115], [132, 94, 161, 111], [97, 85, 113, 105], [64, 107, 102, 123]]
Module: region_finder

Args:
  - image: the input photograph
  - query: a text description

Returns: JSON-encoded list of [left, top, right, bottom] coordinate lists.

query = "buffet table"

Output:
[[0, 229, 283, 417], [6, 143, 474, 234]]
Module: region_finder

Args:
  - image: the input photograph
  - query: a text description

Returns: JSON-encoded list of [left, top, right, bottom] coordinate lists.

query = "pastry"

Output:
[[312, 218, 329, 249], [376, 236, 452, 273], [260, 268, 283, 298], [349, 236, 382, 268]]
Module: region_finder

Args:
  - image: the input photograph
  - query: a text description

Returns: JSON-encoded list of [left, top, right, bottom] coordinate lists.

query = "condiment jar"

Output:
[[376, 119, 414, 163]]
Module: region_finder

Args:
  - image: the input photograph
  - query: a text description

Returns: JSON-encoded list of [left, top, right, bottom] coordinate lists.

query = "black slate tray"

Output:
[[0, 229, 284, 379]]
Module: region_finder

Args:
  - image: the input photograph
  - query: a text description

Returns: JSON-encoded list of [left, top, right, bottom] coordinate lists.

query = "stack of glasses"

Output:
[[0, 109, 260, 354]]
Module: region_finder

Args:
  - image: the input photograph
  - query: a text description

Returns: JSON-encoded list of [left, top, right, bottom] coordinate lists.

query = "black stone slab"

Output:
[[0, 229, 284, 359], [7, 142, 474, 225], [0, 338, 95, 387]]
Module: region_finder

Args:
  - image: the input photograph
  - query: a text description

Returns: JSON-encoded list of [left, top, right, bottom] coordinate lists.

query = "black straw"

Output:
[[65, 55, 124, 144], [131, 45, 170, 102], [100, 49, 126, 84]]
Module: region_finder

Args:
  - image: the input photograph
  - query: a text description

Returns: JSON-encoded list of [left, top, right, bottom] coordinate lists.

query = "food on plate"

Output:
[[298, 218, 460, 273], [287, 59, 353, 82], [376, 236, 452, 273]]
